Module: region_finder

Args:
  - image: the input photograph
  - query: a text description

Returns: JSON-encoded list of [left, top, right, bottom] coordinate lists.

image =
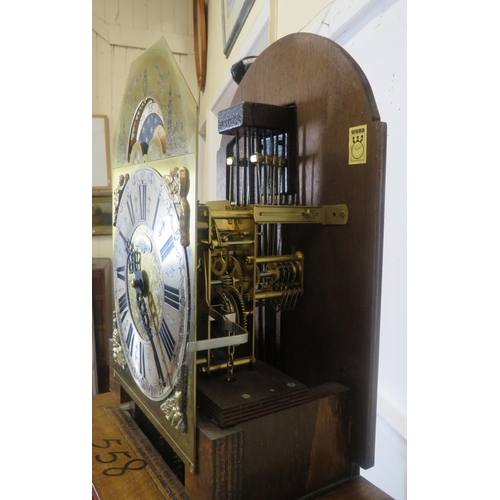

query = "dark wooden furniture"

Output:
[[92, 258, 113, 394]]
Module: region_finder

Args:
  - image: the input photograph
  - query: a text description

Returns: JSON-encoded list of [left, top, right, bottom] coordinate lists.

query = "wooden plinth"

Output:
[[186, 381, 352, 500]]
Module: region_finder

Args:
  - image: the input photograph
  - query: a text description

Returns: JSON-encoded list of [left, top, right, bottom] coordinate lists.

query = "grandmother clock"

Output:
[[106, 33, 387, 499]]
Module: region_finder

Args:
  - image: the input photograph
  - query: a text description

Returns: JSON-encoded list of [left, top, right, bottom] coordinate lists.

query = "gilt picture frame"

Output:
[[221, 0, 255, 57], [92, 190, 113, 236]]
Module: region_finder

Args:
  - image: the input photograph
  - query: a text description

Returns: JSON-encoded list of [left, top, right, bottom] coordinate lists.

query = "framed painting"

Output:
[[221, 0, 255, 57], [92, 190, 113, 236], [92, 115, 111, 189]]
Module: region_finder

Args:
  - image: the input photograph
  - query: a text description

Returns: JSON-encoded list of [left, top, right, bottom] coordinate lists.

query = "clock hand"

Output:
[[128, 243, 166, 387], [126, 240, 138, 274], [132, 270, 166, 386]]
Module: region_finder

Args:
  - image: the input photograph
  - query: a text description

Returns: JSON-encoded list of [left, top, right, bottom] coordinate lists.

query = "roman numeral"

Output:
[[151, 196, 160, 230], [127, 199, 135, 226], [125, 324, 135, 353], [160, 235, 175, 261], [119, 231, 128, 246], [159, 319, 175, 361], [118, 293, 129, 322], [139, 343, 145, 378], [164, 285, 180, 310], [138, 183, 147, 221], [116, 266, 126, 281]]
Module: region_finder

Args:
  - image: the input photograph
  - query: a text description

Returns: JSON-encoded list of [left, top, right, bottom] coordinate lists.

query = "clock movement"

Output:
[[109, 33, 387, 499]]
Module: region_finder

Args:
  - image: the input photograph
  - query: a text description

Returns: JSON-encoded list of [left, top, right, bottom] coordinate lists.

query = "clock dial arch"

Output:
[[113, 166, 189, 401]]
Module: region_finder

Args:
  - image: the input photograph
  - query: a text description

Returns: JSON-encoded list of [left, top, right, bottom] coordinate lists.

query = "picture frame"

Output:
[[92, 114, 111, 189], [221, 0, 255, 57], [92, 190, 113, 236]]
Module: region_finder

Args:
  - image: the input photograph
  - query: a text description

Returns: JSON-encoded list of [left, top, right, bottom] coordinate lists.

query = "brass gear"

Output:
[[263, 262, 279, 287], [210, 220, 228, 276], [228, 256, 244, 294], [225, 286, 247, 332], [211, 247, 228, 276]]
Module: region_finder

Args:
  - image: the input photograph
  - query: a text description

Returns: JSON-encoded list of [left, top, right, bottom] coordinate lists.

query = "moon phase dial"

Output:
[[129, 98, 167, 163]]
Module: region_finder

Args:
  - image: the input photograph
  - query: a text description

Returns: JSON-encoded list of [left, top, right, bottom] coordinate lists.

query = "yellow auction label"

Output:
[[348, 125, 367, 165]]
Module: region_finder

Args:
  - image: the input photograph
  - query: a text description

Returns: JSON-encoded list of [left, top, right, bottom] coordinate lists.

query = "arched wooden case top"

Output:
[[218, 33, 387, 469]]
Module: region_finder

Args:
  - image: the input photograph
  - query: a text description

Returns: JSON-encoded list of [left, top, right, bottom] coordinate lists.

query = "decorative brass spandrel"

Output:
[[161, 389, 186, 432], [112, 173, 129, 227], [160, 364, 188, 433], [112, 312, 126, 369], [164, 166, 191, 247]]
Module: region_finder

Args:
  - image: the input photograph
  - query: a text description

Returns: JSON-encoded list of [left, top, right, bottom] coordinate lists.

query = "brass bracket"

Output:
[[252, 204, 348, 225]]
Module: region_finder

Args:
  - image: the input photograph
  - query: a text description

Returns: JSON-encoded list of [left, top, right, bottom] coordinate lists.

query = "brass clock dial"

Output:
[[112, 37, 198, 470], [113, 166, 189, 401]]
